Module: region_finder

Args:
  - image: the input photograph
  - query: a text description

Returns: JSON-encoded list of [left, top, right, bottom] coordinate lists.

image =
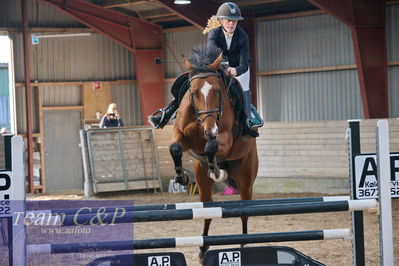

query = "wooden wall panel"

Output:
[[83, 82, 111, 123]]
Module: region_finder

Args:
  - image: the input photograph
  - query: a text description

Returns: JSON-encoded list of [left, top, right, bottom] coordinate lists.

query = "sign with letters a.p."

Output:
[[354, 153, 399, 199], [148, 255, 171, 266], [218, 251, 241, 266]]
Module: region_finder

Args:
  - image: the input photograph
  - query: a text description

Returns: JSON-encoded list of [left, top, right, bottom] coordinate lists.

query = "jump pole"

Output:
[[27, 228, 351, 255], [39, 199, 376, 226], [27, 195, 351, 215]]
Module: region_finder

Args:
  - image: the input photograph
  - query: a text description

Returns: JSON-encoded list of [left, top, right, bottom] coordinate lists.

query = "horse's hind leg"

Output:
[[234, 147, 258, 243], [194, 160, 214, 262], [169, 142, 189, 185]]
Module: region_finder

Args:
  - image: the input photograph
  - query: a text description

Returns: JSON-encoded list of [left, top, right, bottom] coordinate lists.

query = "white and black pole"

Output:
[[347, 120, 365, 266], [1, 135, 26, 266]]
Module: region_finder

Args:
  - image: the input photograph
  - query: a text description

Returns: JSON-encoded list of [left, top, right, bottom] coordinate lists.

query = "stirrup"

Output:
[[147, 109, 166, 129], [249, 105, 264, 128], [243, 120, 259, 138]]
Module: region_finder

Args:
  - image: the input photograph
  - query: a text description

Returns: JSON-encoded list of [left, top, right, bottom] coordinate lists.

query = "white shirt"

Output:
[[223, 31, 234, 50]]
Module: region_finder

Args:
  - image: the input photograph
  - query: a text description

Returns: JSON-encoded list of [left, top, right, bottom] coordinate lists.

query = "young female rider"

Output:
[[148, 2, 260, 137]]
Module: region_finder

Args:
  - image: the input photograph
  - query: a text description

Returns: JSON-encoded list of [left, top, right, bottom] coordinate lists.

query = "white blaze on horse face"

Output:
[[200, 81, 218, 137], [200, 81, 212, 107], [210, 123, 218, 137]]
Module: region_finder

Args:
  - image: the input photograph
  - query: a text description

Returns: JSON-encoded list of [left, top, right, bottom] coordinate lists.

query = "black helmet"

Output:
[[216, 2, 243, 21]]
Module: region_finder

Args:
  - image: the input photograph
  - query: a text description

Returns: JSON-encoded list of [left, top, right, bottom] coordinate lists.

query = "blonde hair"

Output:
[[203, 16, 221, 35], [107, 103, 117, 114]]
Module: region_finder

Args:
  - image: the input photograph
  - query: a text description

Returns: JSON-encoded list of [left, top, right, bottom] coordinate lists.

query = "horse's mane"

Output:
[[187, 45, 222, 77]]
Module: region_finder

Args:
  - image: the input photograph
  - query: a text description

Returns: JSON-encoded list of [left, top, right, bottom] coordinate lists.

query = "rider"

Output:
[[148, 2, 261, 137]]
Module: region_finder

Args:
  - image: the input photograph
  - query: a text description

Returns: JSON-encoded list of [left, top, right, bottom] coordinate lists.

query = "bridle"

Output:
[[189, 72, 232, 125]]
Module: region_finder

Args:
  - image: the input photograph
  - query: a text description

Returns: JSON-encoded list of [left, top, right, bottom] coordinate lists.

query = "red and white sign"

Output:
[[92, 81, 103, 91]]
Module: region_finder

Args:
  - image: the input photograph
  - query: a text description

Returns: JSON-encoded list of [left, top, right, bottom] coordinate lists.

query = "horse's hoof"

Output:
[[198, 246, 209, 264], [209, 169, 228, 183], [198, 251, 205, 265], [175, 173, 189, 186]]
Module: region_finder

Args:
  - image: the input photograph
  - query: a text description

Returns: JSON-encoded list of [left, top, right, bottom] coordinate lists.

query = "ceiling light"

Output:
[[174, 0, 191, 4]]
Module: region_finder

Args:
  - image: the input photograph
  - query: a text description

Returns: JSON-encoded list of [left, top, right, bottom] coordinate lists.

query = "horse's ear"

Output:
[[184, 58, 193, 71], [209, 52, 223, 71]]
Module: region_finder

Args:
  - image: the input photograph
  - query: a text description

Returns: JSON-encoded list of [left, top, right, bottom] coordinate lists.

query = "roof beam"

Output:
[[237, 0, 286, 7], [101, 0, 149, 8]]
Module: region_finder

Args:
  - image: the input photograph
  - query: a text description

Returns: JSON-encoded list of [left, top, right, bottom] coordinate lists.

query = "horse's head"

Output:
[[184, 46, 224, 140]]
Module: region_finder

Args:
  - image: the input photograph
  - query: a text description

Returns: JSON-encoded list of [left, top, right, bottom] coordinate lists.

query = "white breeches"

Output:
[[235, 69, 250, 92]]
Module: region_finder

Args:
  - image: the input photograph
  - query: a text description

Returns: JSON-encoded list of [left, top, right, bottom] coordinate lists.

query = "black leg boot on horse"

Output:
[[169, 142, 190, 186]]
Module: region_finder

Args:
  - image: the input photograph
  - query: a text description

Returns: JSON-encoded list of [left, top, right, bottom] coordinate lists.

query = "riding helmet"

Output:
[[216, 2, 243, 21]]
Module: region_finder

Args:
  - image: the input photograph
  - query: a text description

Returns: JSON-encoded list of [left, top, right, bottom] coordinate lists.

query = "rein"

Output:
[[189, 71, 233, 125]]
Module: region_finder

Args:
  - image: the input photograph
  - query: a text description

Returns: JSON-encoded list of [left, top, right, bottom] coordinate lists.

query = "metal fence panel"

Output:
[[84, 127, 162, 193]]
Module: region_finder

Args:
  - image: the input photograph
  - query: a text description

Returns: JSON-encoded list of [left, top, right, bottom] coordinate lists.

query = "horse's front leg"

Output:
[[204, 139, 227, 183], [170, 129, 190, 186]]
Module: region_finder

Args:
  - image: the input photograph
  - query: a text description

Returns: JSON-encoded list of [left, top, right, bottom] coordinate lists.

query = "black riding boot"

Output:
[[148, 100, 178, 129], [242, 91, 259, 137]]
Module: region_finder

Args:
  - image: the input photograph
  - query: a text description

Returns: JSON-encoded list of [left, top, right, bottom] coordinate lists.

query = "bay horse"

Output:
[[169, 46, 259, 259]]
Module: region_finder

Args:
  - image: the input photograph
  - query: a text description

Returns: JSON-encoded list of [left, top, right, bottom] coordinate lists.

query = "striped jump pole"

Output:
[[47, 199, 377, 226], [27, 196, 350, 216], [27, 228, 350, 255]]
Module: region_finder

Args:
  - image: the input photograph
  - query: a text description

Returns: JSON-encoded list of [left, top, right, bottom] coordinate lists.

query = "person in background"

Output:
[[0, 128, 10, 135], [99, 103, 124, 128]]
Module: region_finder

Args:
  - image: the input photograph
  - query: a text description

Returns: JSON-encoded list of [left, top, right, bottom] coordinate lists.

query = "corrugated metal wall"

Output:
[[163, 29, 207, 78], [387, 5, 399, 61], [0, 66, 10, 129], [257, 15, 355, 71], [161, 29, 207, 119], [389, 67, 399, 117], [256, 14, 363, 121], [12, 33, 134, 82], [15, 86, 39, 133], [111, 83, 142, 125], [42, 84, 81, 106], [257, 6, 399, 121], [10, 29, 139, 132], [260, 70, 362, 121], [0, 0, 82, 27], [387, 5, 399, 118]]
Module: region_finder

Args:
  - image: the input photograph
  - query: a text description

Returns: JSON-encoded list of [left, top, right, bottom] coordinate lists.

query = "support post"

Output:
[[376, 120, 394, 266], [347, 120, 365, 266], [22, 0, 35, 193]]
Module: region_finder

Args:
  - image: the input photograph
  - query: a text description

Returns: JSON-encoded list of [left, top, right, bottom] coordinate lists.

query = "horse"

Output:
[[168, 45, 259, 260]]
